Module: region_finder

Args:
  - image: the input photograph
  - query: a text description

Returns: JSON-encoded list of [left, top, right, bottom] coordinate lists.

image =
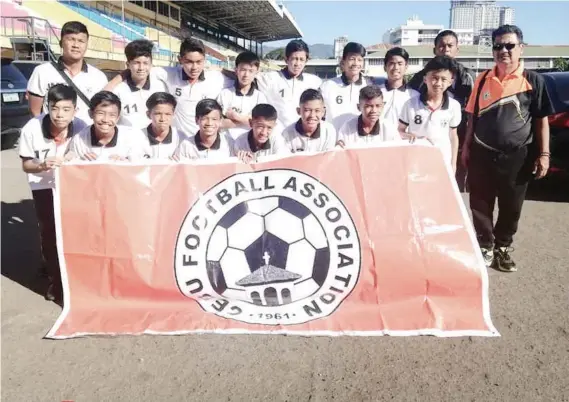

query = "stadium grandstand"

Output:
[[0, 0, 302, 72]]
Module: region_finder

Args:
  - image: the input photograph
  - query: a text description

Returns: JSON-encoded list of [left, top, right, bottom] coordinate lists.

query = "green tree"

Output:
[[553, 57, 569, 72], [265, 48, 286, 60]]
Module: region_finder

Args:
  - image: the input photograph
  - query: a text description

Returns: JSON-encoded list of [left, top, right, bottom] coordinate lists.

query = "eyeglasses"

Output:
[[492, 43, 517, 51]]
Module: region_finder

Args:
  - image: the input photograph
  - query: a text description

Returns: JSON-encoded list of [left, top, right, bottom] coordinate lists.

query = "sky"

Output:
[[266, 1, 569, 47]]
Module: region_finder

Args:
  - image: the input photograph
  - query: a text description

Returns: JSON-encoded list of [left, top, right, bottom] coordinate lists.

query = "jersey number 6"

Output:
[[336, 95, 343, 104]]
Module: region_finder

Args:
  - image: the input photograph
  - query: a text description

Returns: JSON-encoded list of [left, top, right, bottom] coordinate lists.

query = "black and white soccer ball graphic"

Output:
[[205, 195, 331, 306]]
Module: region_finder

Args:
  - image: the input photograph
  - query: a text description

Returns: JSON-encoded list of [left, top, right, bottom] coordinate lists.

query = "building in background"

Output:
[[383, 16, 444, 46], [499, 7, 515, 25], [333, 35, 348, 60], [364, 45, 566, 77], [450, 1, 515, 42], [383, 16, 474, 46]]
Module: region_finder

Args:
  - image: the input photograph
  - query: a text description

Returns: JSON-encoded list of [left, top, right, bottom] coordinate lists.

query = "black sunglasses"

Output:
[[492, 43, 517, 51]]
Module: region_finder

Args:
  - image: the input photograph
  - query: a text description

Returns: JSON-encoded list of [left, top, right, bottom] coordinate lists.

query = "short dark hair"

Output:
[[342, 42, 366, 59], [195, 98, 222, 119], [251, 104, 277, 121], [384, 47, 409, 64], [285, 39, 309, 59], [235, 51, 260, 68], [359, 85, 383, 102], [146, 92, 177, 111], [61, 21, 89, 39], [180, 38, 206, 57], [125, 39, 154, 61], [46, 84, 77, 107], [492, 25, 524, 43], [434, 30, 458, 46], [423, 55, 458, 76], [89, 91, 121, 112], [299, 88, 323, 105]]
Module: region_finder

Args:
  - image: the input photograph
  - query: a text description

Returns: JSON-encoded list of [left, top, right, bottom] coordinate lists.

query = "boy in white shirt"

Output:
[[217, 51, 267, 139], [27, 21, 108, 123], [175, 99, 234, 160], [337, 85, 399, 148], [281, 89, 337, 153], [379, 47, 418, 128], [141, 92, 187, 159], [398, 56, 462, 172], [257, 40, 322, 128], [233, 104, 289, 162], [113, 39, 168, 129], [68, 91, 145, 161], [105, 38, 232, 135], [320, 42, 372, 130], [19, 84, 88, 303]]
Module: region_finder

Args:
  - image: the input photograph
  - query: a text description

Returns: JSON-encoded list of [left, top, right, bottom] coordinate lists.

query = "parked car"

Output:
[[1, 58, 31, 150], [11, 59, 42, 81], [542, 72, 569, 172]]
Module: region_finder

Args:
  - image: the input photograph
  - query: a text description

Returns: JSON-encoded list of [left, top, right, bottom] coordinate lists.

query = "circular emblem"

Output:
[[7, 83, 14, 89], [174, 169, 361, 325]]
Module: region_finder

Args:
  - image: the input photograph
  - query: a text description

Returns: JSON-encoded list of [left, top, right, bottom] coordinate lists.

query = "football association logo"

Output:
[[174, 169, 361, 325]]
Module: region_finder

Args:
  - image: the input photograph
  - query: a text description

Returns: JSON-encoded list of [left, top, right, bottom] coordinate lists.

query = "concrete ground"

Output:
[[2, 147, 569, 402]]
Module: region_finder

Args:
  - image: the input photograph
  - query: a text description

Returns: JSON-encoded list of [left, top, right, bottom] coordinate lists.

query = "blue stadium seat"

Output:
[[58, 0, 172, 57]]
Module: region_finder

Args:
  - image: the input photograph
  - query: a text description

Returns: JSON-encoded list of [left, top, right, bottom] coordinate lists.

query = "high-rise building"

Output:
[[333, 36, 348, 60], [450, 1, 514, 38], [500, 7, 515, 25]]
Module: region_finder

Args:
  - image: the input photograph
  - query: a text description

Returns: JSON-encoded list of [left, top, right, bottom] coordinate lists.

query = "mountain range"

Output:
[[263, 43, 334, 59]]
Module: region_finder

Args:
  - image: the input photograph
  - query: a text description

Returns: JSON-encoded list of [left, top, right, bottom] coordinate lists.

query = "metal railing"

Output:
[[1, 16, 178, 65]]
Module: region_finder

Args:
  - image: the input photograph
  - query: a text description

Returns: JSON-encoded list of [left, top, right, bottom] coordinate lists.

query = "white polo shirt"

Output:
[[68, 125, 146, 161], [337, 115, 400, 148], [257, 68, 322, 128], [27, 58, 108, 123], [320, 73, 373, 130], [18, 115, 88, 191], [152, 67, 232, 135], [216, 81, 268, 139], [399, 93, 462, 165], [141, 125, 187, 159], [112, 76, 168, 129], [175, 131, 234, 161], [379, 82, 419, 128], [281, 119, 336, 154], [233, 130, 290, 160]]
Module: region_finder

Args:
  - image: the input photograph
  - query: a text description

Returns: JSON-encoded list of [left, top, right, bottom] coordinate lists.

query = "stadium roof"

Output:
[[179, 1, 303, 43], [366, 45, 569, 58]]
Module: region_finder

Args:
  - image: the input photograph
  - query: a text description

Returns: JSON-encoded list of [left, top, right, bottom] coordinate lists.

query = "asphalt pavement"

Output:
[[2, 147, 569, 402]]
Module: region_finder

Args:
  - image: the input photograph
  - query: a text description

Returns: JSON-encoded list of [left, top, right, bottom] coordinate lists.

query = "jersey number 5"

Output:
[[336, 95, 343, 104], [175, 88, 182, 96], [414, 115, 423, 125]]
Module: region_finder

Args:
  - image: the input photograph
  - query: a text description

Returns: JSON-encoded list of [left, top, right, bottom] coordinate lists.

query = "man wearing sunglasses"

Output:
[[462, 25, 553, 273], [409, 30, 475, 191]]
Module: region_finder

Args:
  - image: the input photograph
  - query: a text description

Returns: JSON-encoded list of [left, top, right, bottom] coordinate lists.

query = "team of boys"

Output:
[[20, 21, 468, 302]]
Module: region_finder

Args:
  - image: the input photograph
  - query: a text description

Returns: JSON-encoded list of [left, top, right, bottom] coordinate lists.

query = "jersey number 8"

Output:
[[414, 115, 423, 125]]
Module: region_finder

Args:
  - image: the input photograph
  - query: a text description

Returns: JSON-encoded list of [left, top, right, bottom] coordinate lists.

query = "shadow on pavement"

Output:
[[1, 199, 47, 297], [526, 172, 569, 203]]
